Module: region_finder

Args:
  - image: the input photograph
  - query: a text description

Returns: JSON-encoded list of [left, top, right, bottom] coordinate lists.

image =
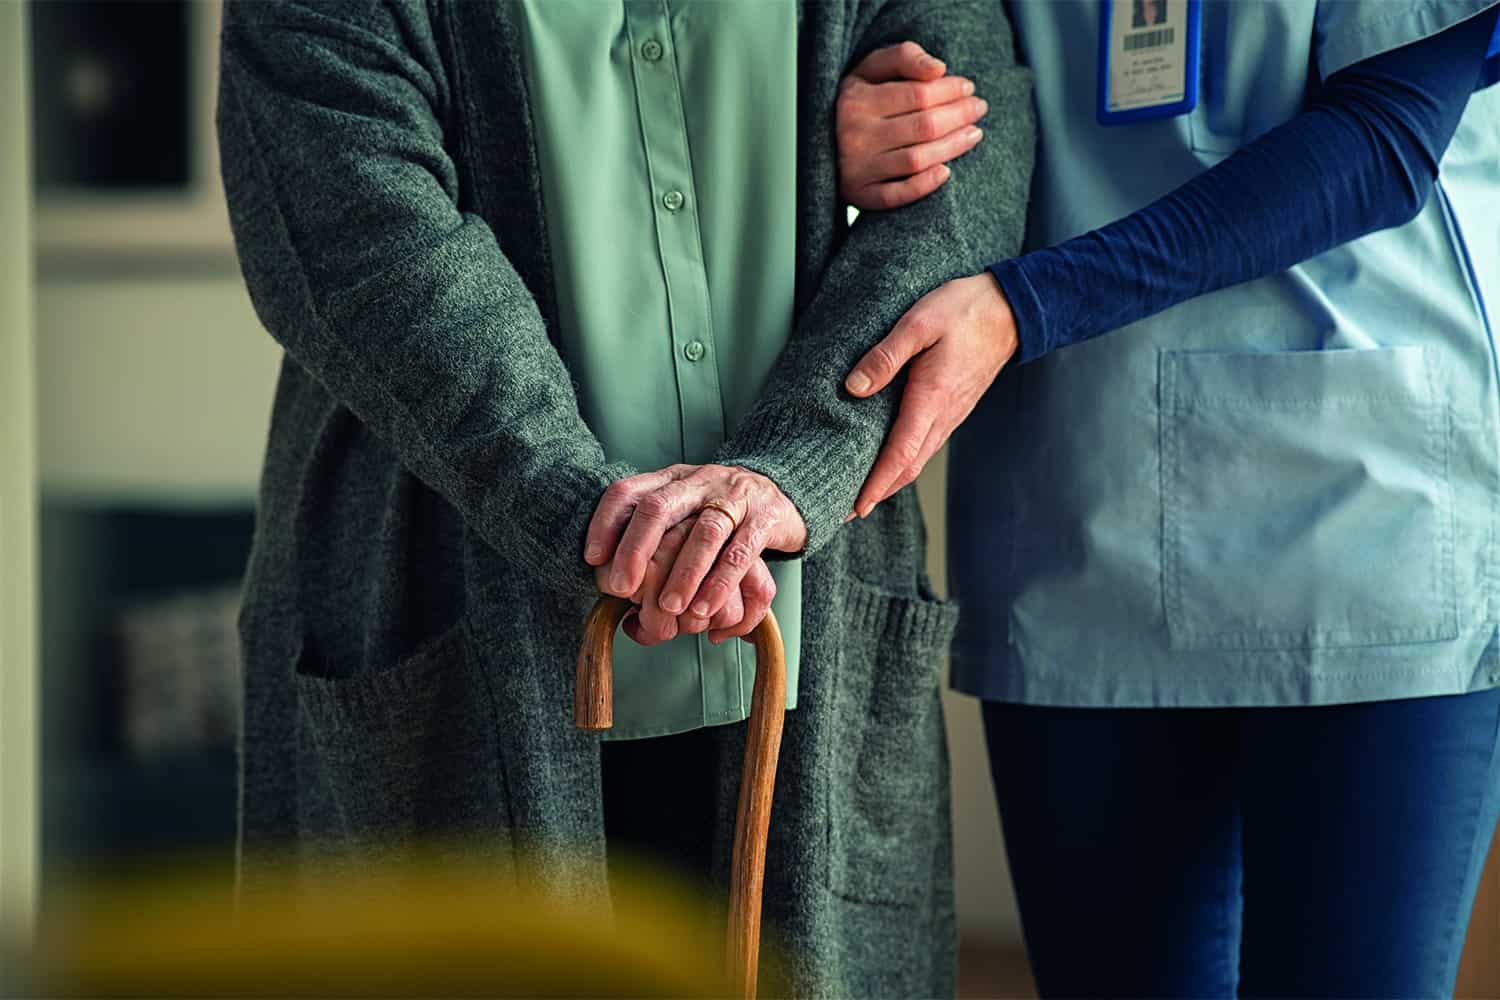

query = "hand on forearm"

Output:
[[585, 464, 806, 645], [844, 272, 1019, 517]]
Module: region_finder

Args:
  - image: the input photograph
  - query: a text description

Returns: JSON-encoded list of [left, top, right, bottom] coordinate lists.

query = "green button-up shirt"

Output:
[[519, 0, 801, 740]]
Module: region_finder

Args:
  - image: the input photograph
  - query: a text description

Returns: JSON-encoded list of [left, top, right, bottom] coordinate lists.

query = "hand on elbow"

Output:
[[836, 41, 989, 211]]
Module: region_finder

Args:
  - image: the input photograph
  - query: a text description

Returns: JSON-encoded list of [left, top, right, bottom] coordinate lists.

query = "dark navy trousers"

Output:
[[983, 688, 1500, 998]]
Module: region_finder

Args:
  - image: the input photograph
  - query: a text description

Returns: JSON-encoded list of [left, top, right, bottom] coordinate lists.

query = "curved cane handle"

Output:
[[574, 596, 634, 731], [574, 595, 786, 999]]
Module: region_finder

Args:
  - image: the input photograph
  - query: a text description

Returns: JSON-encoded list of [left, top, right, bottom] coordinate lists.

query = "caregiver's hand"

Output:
[[837, 42, 988, 211], [598, 516, 780, 646], [845, 273, 1019, 518], [585, 464, 806, 637]]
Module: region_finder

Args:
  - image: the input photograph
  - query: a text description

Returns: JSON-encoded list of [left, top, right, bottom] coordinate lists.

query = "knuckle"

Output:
[[912, 113, 942, 141], [636, 492, 673, 521], [721, 544, 753, 570], [869, 342, 902, 377], [899, 40, 924, 62], [728, 475, 759, 503], [834, 90, 861, 123], [898, 147, 927, 174], [904, 313, 935, 341], [875, 185, 904, 211]]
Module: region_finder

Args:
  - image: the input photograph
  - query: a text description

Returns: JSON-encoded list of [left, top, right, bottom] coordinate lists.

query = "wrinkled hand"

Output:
[[845, 273, 1018, 517], [585, 464, 807, 643], [596, 516, 780, 646], [837, 41, 988, 211]]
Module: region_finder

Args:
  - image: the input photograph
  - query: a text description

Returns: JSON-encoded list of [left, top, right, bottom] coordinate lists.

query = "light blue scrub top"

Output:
[[951, 0, 1500, 708]]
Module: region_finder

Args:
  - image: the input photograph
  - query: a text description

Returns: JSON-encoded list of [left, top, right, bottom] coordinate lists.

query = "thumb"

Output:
[[845, 314, 936, 398], [851, 41, 946, 84]]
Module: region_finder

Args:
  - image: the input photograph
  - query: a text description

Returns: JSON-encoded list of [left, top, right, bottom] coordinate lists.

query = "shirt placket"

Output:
[[624, 1, 741, 726], [624, 1, 727, 465]]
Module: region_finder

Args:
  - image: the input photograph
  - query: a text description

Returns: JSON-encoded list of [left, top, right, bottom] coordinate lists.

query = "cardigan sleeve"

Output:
[[714, 0, 1037, 555], [217, 0, 629, 600]]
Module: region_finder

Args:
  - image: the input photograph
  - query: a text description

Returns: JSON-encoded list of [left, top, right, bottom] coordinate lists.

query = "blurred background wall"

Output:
[[20, 0, 1023, 956]]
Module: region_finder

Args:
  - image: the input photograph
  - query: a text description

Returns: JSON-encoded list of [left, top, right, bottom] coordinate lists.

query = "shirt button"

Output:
[[683, 340, 706, 362], [662, 189, 685, 212], [640, 39, 664, 62]]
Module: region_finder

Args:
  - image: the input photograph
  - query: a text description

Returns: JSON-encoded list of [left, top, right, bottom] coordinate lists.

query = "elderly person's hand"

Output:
[[837, 41, 989, 211], [845, 273, 1019, 518], [596, 516, 780, 646], [585, 464, 806, 643]]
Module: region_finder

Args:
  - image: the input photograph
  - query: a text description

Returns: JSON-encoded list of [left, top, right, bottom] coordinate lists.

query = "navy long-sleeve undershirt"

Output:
[[992, 9, 1500, 365]]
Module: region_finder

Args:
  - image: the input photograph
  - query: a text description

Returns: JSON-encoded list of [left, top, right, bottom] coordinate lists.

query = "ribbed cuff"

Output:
[[497, 460, 637, 600], [989, 257, 1051, 364], [716, 405, 872, 558]]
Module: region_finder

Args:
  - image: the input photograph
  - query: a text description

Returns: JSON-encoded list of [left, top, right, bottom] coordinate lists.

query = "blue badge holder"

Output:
[[1097, 0, 1201, 126]]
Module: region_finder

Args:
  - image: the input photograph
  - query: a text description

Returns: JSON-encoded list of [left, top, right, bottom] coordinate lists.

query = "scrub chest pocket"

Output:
[[1159, 346, 1457, 651]]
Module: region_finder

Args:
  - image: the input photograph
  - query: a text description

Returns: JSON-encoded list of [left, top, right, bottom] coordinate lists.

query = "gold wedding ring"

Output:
[[701, 499, 741, 533]]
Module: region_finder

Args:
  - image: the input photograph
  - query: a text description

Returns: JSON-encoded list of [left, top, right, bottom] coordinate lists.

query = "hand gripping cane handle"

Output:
[[575, 595, 786, 999]]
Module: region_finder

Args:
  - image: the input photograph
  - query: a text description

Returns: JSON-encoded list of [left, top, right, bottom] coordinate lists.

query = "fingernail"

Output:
[[937, 164, 951, 180], [660, 592, 684, 614], [847, 371, 872, 394], [976, 99, 989, 116], [966, 127, 983, 142], [585, 544, 602, 563], [857, 503, 873, 519], [962, 79, 975, 96], [610, 569, 629, 593], [692, 600, 710, 617], [843, 512, 857, 524]]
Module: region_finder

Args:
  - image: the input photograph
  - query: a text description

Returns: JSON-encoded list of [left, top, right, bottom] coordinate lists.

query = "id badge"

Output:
[[1097, 0, 1200, 126]]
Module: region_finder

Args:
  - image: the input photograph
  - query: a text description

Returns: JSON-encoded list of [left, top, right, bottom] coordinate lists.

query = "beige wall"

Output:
[[35, 275, 282, 503], [0, 0, 39, 941]]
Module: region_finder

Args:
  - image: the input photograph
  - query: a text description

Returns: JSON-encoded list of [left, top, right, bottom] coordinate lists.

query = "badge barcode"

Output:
[[1123, 27, 1175, 51]]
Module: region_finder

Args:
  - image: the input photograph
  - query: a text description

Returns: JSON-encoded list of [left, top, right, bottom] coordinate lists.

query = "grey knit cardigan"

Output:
[[218, 1, 1033, 995]]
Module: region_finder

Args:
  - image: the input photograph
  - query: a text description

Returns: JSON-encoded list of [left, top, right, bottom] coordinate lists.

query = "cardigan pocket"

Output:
[[294, 621, 509, 844], [1160, 346, 1458, 650], [827, 575, 959, 906]]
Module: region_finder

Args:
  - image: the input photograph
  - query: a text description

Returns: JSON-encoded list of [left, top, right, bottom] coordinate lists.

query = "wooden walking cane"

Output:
[[575, 595, 786, 1000]]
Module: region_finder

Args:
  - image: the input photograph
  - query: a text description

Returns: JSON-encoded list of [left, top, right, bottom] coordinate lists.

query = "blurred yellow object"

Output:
[[11, 849, 772, 998]]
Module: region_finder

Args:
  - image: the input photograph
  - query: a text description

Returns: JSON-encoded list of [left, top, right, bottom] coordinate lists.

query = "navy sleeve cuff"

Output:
[[989, 258, 1051, 365]]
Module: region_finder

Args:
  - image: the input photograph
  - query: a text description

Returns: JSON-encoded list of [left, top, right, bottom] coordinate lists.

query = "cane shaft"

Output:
[[725, 612, 785, 999], [574, 596, 785, 999]]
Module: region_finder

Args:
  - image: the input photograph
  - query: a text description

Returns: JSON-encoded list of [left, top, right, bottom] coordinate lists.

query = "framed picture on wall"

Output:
[[32, 0, 235, 261]]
